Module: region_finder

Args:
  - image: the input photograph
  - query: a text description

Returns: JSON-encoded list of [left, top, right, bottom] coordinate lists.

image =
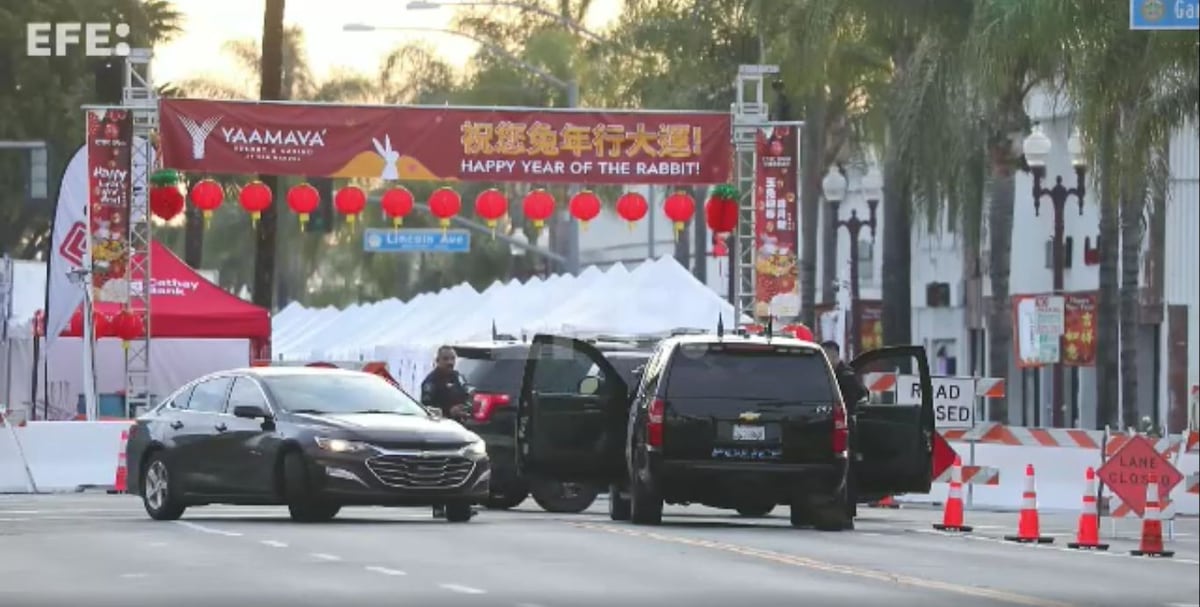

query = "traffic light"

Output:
[[305, 177, 334, 233]]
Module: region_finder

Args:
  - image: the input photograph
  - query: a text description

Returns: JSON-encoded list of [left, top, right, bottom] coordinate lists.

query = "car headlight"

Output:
[[460, 440, 487, 457], [314, 437, 374, 453]]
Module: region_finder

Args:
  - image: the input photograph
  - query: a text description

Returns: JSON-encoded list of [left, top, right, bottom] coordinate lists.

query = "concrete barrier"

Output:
[[0, 421, 131, 492]]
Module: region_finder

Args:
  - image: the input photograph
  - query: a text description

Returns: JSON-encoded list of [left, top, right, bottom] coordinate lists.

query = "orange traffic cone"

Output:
[[870, 496, 901, 509], [110, 429, 129, 494], [1067, 467, 1108, 550], [1130, 481, 1174, 557], [933, 455, 973, 532], [1004, 464, 1053, 543]]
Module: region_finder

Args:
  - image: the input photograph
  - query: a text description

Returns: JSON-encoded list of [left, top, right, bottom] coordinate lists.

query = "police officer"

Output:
[[420, 345, 476, 519], [822, 340, 867, 411], [420, 345, 473, 419]]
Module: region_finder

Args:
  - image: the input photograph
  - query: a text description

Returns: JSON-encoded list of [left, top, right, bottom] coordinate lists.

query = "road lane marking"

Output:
[[173, 521, 243, 537], [148, 542, 168, 548], [0, 518, 31, 522], [260, 540, 288, 548], [311, 553, 341, 561], [365, 566, 407, 576], [119, 573, 148, 579], [916, 528, 1200, 565], [572, 522, 1075, 607], [439, 583, 486, 595]]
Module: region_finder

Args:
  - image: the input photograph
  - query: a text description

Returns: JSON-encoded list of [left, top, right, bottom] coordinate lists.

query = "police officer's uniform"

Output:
[[419, 367, 475, 519]]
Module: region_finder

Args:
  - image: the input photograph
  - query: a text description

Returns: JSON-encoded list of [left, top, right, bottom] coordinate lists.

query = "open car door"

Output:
[[850, 346, 935, 498], [515, 334, 629, 483]]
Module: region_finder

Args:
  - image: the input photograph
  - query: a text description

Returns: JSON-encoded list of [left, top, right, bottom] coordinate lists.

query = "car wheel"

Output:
[[283, 451, 339, 523], [530, 481, 600, 514], [736, 503, 775, 517], [809, 491, 852, 532], [608, 483, 631, 521], [141, 452, 186, 521], [629, 452, 662, 526], [445, 503, 474, 523]]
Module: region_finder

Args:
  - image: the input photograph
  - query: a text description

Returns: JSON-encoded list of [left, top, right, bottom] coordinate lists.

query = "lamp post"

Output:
[[824, 166, 881, 358], [1022, 123, 1087, 428]]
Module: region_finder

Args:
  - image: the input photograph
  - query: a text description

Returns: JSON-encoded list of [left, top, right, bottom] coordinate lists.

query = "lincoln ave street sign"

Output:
[[1097, 435, 1184, 517], [363, 228, 471, 254]]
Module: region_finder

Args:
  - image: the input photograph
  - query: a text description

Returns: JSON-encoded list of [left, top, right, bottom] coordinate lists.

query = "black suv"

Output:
[[454, 339, 652, 512], [514, 333, 935, 530]]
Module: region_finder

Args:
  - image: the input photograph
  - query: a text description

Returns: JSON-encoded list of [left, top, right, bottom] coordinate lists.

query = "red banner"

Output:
[[857, 300, 884, 352], [158, 99, 732, 185], [86, 108, 133, 302], [752, 126, 799, 319], [1062, 292, 1097, 366]]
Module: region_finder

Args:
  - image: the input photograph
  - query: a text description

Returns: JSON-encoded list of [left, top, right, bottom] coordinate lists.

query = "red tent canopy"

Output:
[[62, 241, 270, 340]]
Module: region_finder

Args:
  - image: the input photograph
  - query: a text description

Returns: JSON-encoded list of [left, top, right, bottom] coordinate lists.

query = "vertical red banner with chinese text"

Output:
[[752, 127, 800, 320], [86, 109, 133, 303], [857, 300, 884, 351], [1062, 292, 1097, 366]]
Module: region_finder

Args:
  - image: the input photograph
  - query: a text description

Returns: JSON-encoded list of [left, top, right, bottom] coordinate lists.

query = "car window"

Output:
[[665, 344, 837, 402], [187, 377, 233, 413], [456, 349, 526, 394], [532, 340, 604, 395], [261, 373, 428, 416], [162, 385, 194, 410], [226, 377, 269, 414]]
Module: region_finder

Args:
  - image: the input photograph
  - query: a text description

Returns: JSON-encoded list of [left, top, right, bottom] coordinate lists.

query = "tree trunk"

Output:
[[183, 203, 203, 267], [880, 153, 912, 349], [1119, 166, 1146, 431], [252, 0, 285, 312], [800, 94, 827, 328], [985, 141, 1016, 423], [1095, 124, 1121, 429]]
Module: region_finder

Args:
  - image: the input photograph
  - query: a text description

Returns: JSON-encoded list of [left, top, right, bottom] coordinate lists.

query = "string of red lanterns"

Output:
[[181, 181, 718, 233]]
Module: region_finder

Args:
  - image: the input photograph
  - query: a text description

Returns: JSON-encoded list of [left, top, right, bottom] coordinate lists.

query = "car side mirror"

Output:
[[578, 376, 601, 395], [425, 407, 443, 419], [233, 404, 270, 419]]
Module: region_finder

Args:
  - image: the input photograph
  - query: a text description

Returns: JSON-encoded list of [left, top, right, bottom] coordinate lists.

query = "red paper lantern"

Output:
[[569, 191, 602, 230], [149, 186, 185, 222], [71, 310, 113, 338], [239, 181, 273, 226], [115, 309, 145, 349], [286, 183, 320, 227], [705, 196, 738, 234], [381, 186, 414, 228], [473, 189, 508, 233], [428, 187, 461, 231], [663, 191, 696, 239], [334, 186, 368, 226], [522, 189, 555, 230], [189, 179, 224, 227], [615, 192, 648, 230]]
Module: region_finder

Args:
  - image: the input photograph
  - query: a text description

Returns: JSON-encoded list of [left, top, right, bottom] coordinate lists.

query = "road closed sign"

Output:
[[896, 375, 976, 428]]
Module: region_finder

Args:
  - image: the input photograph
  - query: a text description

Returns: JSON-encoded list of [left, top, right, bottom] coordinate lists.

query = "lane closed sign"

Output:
[[896, 375, 976, 428]]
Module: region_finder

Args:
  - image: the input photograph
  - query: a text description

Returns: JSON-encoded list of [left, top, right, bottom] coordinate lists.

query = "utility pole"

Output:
[[253, 0, 286, 317]]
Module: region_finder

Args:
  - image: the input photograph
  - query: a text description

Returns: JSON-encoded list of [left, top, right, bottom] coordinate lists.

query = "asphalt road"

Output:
[[0, 494, 1196, 607]]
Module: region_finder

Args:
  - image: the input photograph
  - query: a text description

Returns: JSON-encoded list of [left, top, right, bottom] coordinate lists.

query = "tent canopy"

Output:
[[62, 241, 270, 340]]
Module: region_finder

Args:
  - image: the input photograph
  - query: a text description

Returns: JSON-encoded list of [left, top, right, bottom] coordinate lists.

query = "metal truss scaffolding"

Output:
[[123, 49, 157, 417], [730, 66, 771, 320]]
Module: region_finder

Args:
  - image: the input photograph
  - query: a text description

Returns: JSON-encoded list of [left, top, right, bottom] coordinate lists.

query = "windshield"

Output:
[[262, 373, 429, 416], [665, 345, 837, 402]]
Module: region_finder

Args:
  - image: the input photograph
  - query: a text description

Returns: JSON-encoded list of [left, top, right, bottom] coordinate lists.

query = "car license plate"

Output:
[[732, 424, 765, 441]]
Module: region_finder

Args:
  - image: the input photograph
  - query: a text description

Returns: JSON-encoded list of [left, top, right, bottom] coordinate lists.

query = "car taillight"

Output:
[[647, 398, 665, 448], [472, 393, 511, 422], [832, 404, 848, 455]]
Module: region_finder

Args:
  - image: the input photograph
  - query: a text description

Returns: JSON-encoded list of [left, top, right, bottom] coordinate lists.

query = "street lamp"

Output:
[[827, 168, 879, 359], [1022, 122, 1087, 428], [343, 22, 582, 275], [405, 0, 609, 43]]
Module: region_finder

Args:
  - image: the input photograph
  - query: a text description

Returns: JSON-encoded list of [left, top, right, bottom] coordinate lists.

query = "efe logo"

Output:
[[26, 23, 131, 57]]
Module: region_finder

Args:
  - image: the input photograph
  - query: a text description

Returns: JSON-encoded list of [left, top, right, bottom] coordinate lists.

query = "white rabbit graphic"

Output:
[[372, 135, 400, 180]]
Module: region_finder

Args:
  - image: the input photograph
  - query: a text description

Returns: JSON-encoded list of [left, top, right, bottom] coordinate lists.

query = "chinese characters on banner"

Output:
[[158, 99, 732, 185], [752, 127, 800, 319], [1062, 292, 1097, 366], [1016, 294, 1064, 367], [86, 109, 133, 303]]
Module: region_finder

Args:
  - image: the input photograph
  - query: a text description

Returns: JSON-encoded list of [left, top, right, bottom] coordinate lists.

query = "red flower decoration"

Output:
[[149, 186, 185, 222]]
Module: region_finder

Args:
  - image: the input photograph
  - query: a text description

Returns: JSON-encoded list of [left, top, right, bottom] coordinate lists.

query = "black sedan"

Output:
[[125, 367, 490, 523]]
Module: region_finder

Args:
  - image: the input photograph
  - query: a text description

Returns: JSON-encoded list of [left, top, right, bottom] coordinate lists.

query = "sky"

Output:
[[151, 0, 623, 87]]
